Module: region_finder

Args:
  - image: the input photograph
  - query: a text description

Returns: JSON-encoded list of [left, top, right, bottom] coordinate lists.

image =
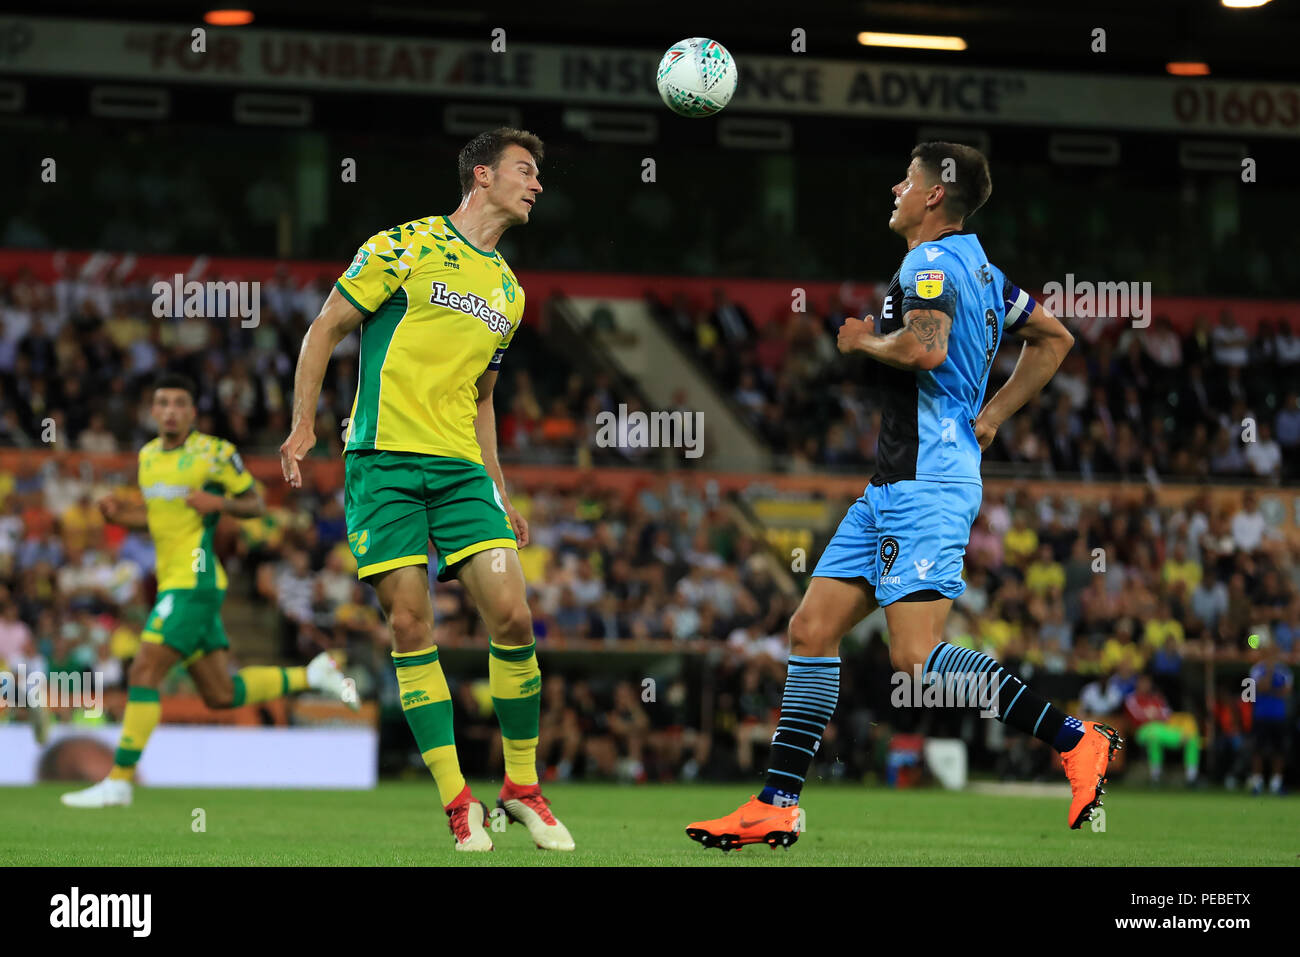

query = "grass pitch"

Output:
[[5, 781, 1294, 866]]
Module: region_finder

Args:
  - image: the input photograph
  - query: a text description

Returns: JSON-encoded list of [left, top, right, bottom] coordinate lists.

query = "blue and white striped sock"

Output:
[[758, 655, 840, 806], [923, 641, 1084, 752]]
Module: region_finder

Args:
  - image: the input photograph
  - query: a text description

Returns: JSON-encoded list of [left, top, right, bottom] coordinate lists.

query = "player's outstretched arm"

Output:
[[974, 302, 1074, 451], [99, 492, 149, 530], [281, 287, 365, 488], [186, 485, 265, 519], [837, 309, 951, 371]]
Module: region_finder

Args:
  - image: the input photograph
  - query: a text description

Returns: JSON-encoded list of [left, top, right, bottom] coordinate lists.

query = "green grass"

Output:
[[4, 781, 1295, 866]]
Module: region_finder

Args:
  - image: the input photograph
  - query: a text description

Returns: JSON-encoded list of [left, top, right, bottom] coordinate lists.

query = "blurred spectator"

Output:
[[1211, 311, 1250, 367], [1212, 690, 1251, 789], [0, 599, 34, 670], [1125, 674, 1200, 785], [1230, 491, 1268, 553], [1248, 646, 1292, 795], [1078, 670, 1124, 718], [1244, 422, 1282, 482]]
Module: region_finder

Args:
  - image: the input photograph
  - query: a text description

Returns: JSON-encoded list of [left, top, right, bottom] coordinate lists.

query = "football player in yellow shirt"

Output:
[[62, 374, 356, 808], [280, 128, 572, 852]]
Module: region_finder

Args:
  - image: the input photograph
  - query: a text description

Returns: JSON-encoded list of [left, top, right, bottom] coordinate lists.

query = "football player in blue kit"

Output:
[[687, 142, 1123, 851]]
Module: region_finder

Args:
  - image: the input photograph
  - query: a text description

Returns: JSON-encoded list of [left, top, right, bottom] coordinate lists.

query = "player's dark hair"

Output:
[[152, 373, 197, 401], [457, 127, 545, 196], [910, 141, 992, 221]]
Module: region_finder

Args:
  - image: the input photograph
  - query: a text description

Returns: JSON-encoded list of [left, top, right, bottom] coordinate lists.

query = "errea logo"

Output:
[[428, 281, 512, 335]]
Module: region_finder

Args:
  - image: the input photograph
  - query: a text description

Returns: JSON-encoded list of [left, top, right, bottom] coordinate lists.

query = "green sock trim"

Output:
[[392, 649, 440, 668], [280, 668, 289, 695], [492, 694, 541, 739], [404, 699, 456, 751], [113, 747, 143, 768], [231, 675, 247, 708], [126, 686, 160, 704], [488, 641, 536, 662]]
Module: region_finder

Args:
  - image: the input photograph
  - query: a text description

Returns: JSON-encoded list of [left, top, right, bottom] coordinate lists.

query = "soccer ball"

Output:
[[655, 38, 737, 118]]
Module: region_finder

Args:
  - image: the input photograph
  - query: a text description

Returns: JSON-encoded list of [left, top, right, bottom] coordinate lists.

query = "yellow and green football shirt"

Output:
[[335, 214, 525, 464], [138, 430, 254, 591]]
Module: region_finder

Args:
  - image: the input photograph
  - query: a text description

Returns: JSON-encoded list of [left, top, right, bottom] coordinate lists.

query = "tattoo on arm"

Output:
[[905, 309, 952, 353]]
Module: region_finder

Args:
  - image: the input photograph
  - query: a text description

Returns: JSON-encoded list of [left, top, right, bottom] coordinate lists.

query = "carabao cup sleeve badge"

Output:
[[344, 248, 370, 279]]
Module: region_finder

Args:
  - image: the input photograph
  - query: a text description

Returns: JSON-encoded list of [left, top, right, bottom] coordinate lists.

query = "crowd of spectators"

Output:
[[424, 480, 1300, 788], [1, 253, 1297, 789], [948, 486, 1300, 660], [1, 439, 1296, 787], [681, 483, 1300, 789], [650, 288, 1300, 483], [0, 267, 638, 466], [6, 263, 1300, 485], [894, 484, 1298, 790]]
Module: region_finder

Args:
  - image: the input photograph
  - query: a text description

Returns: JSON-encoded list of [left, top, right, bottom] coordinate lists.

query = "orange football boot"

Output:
[[686, 795, 804, 852], [1061, 721, 1124, 829]]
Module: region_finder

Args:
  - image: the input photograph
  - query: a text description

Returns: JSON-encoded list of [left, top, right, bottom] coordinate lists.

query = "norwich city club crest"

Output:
[[348, 529, 369, 556]]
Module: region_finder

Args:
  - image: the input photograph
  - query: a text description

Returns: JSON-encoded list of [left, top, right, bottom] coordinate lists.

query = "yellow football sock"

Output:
[[489, 640, 541, 786], [393, 645, 466, 806], [229, 666, 308, 707], [110, 686, 162, 781]]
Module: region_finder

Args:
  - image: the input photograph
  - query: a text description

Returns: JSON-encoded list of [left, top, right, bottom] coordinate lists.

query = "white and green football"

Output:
[[655, 37, 738, 118]]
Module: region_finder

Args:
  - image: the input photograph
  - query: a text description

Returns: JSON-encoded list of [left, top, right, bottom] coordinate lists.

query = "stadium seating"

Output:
[[1, 256, 1296, 785]]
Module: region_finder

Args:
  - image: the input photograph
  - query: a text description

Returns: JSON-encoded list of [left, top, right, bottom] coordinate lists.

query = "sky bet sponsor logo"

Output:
[[50, 888, 151, 937], [429, 281, 512, 335]]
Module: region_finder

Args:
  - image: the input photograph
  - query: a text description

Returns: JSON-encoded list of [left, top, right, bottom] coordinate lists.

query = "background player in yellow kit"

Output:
[[280, 128, 573, 852], [61, 374, 357, 808]]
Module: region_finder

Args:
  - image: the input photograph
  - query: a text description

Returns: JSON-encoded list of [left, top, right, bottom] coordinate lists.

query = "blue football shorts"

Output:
[[812, 480, 982, 606]]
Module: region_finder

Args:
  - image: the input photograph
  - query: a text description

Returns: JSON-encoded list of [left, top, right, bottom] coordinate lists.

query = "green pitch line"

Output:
[[5, 782, 1295, 866]]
